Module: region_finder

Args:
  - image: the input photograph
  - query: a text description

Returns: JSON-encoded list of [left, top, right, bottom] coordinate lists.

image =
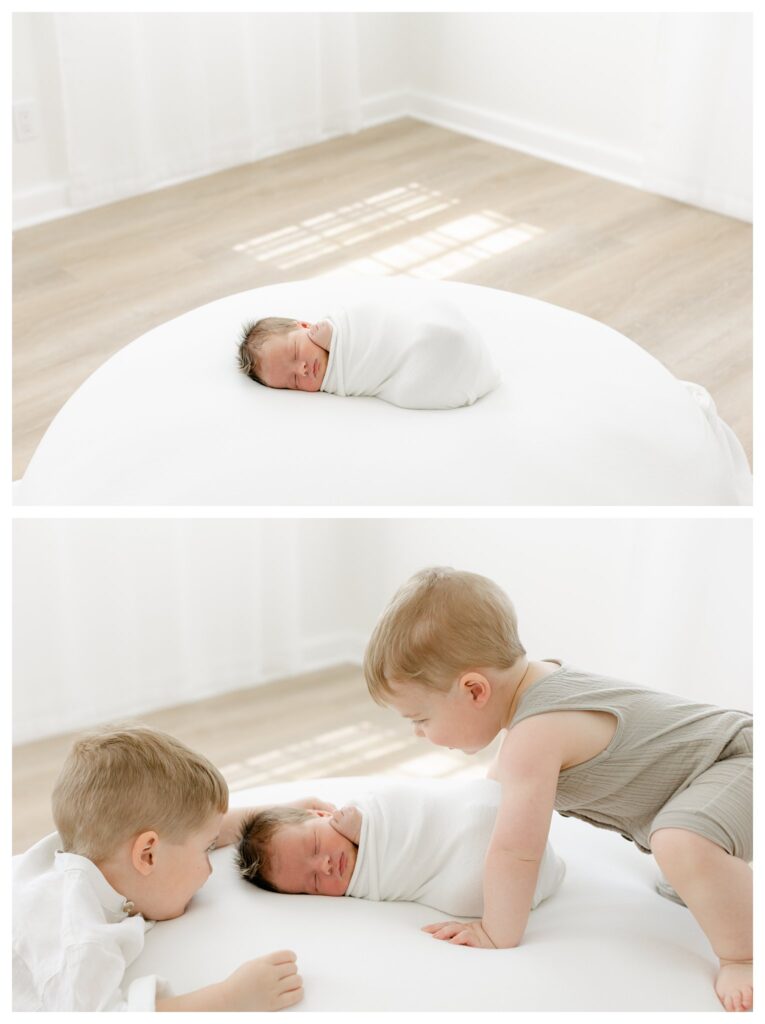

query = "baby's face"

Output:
[[257, 322, 330, 392], [267, 811, 356, 896]]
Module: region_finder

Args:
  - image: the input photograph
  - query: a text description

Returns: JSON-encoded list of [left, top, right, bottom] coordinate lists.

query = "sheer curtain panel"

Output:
[[53, 12, 362, 210]]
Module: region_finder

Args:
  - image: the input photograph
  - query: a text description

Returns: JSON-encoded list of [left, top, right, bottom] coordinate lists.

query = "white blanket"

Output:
[[319, 292, 501, 409], [345, 778, 565, 917], [120, 778, 724, 1010]]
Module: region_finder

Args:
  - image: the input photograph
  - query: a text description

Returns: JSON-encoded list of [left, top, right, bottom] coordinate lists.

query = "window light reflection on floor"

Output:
[[221, 718, 494, 792], [231, 181, 543, 280]]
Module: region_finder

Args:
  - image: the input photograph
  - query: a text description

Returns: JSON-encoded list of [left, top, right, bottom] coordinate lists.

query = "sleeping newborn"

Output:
[[236, 293, 501, 410], [236, 778, 565, 917]]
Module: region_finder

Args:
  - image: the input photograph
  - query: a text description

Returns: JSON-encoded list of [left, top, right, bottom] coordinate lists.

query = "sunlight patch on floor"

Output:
[[342, 213, 543, 280], [220, 717, 494, 790], [232, 178, 543, 282], [222, 720, 418, 790], [231, 182, 459, 268]]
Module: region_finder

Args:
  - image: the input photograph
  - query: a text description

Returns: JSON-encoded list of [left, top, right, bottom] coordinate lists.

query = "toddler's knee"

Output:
[[651, 827, 723, 873], [650, 827, 684, 865]]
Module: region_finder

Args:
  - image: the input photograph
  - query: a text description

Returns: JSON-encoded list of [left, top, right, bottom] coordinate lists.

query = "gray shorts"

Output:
[[649, 726, 753, 862]]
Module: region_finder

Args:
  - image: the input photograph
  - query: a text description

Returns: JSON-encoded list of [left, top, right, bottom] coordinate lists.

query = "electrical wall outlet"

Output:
[[13, 100, 39, 142]]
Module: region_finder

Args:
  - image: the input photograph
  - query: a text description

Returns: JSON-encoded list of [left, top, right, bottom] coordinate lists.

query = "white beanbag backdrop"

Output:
[[14, 274, 750, 505], [124, 777, 721, 1012]]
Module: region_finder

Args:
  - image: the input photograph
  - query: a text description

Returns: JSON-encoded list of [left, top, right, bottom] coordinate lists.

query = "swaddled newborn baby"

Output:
[[237, 292, 501, 410], [236, 779, 565, 917]]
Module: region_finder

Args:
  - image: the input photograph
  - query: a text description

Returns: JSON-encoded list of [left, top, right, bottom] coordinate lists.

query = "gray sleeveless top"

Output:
[[512, 662, 752, 853]]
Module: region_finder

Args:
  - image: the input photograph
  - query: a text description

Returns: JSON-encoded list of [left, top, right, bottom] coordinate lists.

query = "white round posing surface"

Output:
[[15, 274, 751, 505]]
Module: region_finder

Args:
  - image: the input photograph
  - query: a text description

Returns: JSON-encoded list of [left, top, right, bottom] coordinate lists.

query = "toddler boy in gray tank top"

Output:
[[364, 567, 753, 1013]]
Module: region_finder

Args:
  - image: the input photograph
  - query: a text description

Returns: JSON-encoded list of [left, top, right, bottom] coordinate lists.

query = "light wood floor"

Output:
[[12, 664, 500, 854], [13, 117, 752, 478]]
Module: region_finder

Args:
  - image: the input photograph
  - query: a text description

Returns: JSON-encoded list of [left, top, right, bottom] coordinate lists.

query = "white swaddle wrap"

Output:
[[345, 778, 565, 917], [319, 293, 501, 409]]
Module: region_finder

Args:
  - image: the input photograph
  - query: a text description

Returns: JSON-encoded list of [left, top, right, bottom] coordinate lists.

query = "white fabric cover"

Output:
[[15, 274, 751, 505], [320, 292, 501, 407], [122, 777, 722, 1011], [346, 778, 564, 915]]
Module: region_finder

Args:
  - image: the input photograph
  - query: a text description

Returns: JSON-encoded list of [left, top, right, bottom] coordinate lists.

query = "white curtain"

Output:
[[640, 14, 752, 220], [53, 12, 362, 209], [13, 519, 751, 744]]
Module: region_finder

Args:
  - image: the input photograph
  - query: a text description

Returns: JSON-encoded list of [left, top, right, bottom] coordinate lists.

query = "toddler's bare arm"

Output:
[[480, 725, 560, 947], [426, 717, 563, 949], [329, 804, 363, 845]]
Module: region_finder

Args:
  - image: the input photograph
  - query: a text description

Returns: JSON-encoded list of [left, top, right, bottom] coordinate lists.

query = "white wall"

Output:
[[407, 13, 656, 181], [13, 519, 751, 743], [404, 12, 751, 220], [12, 12, 751, 227], [360, 518, 752, 710], [12, 520, 376, 743], [12, 13, 70, 220]]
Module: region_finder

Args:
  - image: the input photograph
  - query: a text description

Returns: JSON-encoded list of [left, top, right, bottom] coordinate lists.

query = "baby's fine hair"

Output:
[[237, 806, 312, 892], [363, 566, 526, 704], [51, 725, 228, 863], [237, 317, 299, 383]]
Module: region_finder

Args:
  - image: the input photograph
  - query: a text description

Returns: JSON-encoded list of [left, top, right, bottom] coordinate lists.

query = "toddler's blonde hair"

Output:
[[51, 725, 228, 862], [363, 566, 526, 704], [237, 317, 299, 383]]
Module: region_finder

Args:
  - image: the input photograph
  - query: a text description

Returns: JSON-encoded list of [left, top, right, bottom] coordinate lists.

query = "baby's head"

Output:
[[51, 725, 229, 920], [237, 317, 331, 391], [237, 807, 356, 896], [363, 567, 526, 752]]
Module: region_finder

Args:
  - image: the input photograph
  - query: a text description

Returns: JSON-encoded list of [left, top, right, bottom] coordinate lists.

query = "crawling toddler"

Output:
[[363, 566, 753, 1013], [236, 777, 565, 917], [237, 290, 501, 409]]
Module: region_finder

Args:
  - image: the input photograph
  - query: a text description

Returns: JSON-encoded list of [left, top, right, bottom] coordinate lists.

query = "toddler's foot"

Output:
[[716, 961, 753, 1012]]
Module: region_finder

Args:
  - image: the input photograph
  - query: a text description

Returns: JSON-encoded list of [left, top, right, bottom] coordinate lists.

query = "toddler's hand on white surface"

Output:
[[329, 804, 363, 844], [220, 950, 303, 1011], [422, 919, 497, 948]]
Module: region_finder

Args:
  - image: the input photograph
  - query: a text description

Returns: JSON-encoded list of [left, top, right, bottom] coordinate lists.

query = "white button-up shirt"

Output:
[[13, 833, 172, 1011]]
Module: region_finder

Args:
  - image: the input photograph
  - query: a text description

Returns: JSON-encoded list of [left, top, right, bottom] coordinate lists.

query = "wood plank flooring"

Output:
[[12, 117, 752, 477], [12, 664, 500, 853]]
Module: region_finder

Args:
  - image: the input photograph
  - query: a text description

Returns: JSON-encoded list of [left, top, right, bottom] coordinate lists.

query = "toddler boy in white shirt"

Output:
[[13, 725, 328, 1011]]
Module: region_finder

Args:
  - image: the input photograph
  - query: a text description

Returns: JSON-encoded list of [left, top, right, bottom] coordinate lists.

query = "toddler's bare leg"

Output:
[[651, 828, 752, 1012]]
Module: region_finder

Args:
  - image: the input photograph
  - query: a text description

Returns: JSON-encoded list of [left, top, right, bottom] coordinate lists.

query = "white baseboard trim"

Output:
[[12, 181, 72, 230], [13, 643, 366, 745], [12, 90, 750, 229], [407, 90, 643, 189], [360, 89, 409, 128], [298, 630, 367, 672], [639, 174, 752, 223]]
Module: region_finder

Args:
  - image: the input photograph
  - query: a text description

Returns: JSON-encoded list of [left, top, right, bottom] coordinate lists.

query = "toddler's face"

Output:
[[386, 679, 493, 754], [137, 811, 223, 921], [267, 811, 356, 896], [258, 322, 330, 392]]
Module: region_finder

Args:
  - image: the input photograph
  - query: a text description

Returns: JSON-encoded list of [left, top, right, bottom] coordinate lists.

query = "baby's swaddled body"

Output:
[[345, 778, 565, 917], [319, 293, 501, 410]]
